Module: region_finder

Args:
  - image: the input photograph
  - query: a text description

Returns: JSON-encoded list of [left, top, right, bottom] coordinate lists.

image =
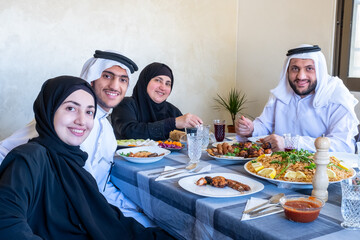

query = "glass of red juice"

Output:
[[213, 120, 225, 142]]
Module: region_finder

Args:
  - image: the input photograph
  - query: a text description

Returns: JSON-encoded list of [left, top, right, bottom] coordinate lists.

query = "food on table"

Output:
[[157, 140, 182, 149], [169, 130, 186, 141], [257, 168, 276, 179], [206, 141, 272, 158], [279, 195, 324, 223], [196, 176, 251, 192], [117, 139, 158, 147], [246, 150, 355, 182], [119, 151, 165, 158]]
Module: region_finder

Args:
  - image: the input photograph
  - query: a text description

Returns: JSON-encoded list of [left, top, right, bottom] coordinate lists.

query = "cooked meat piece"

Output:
[[196, 177, 208, 186], [262, 142, 271, 149], [244, 142, 252, 148], [239, 150, 248, 158], [264, 149, 272, 154], [205, 176, 213, 185], [226, 179, 251, 192], [210, 176, 227, 188], [148, 153, 159, 157]]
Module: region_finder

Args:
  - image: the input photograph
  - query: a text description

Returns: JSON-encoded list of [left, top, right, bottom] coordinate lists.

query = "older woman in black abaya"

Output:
[[112, 62, 203, 140], [0, 76, 173, 239]]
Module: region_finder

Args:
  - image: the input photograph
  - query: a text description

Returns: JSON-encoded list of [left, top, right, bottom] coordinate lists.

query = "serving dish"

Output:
[[116, 146, 170, 163], [178, 172, 264, 198], [279, 195, 324, 223], [244, 152, 356, 186]]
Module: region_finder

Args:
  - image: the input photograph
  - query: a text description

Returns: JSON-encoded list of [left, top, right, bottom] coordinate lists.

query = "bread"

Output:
[[169, 130, 186, 141]]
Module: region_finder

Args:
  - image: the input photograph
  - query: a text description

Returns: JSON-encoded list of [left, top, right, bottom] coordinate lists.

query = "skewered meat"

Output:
[[195, 176, 251, 192], [211, 176, 227, 188], [196, 177, 207, 186], [227, 179, 251, 191]]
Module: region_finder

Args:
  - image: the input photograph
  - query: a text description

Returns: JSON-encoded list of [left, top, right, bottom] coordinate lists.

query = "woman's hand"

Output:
[[175, 113, 203, 129], [235, 115, 254, 137]]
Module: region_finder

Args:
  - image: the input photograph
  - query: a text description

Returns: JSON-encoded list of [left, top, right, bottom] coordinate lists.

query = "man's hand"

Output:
[[262, 134, 285, 152], [235, 115, 254, 137], [175, 113, 203, 129]]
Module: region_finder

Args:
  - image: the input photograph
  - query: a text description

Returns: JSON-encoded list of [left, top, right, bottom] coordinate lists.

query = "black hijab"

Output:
[[132, 62, 176, 122], [30, 76, 133, 239]]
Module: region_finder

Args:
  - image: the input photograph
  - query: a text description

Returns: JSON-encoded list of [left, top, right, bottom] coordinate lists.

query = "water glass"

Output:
[[214, 119, 225, 142], [198, 124, 210, 149], [187, 134, 202, 163], [340, 175, 360, 229]]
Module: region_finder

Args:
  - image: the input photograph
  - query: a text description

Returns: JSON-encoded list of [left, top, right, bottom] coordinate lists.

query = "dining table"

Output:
[[110, 145, 359, 240]]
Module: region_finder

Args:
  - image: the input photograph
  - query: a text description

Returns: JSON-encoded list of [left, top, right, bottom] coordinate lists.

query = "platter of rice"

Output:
[[244, 149, 355, 184]]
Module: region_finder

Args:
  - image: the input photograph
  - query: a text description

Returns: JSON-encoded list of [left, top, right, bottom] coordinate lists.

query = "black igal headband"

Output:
[[286, 45, 321, 56], [93, 50, 139, 73]]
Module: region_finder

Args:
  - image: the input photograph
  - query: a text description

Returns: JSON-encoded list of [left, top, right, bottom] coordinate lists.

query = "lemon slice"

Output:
[[256, 154, 266, 160], [338, 162, 349, 171], [327, 169, 337, 179], [296, 171, 306, 179], [258, 168, 276, 179], [251, 162, 264, 172], [284, 171, 297, 179]]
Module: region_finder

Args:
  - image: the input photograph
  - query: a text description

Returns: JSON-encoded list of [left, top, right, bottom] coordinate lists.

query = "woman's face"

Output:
[[54, 90, 96, 146], [146, 75, 172, 104]]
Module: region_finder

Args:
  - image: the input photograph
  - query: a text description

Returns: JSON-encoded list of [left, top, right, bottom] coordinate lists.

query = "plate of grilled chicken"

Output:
[[178, 173, 264, 198]]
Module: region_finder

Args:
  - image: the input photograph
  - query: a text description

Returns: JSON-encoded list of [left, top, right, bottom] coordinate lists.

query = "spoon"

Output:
[[243, 193, 284, 214]]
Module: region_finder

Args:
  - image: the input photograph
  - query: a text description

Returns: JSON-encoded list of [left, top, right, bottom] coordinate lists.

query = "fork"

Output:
[[163, 164, 203, 178]]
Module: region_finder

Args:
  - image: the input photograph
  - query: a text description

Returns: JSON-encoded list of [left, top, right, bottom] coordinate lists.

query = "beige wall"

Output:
[[236, 0, 337, 118], [0, 0, 237, 139], [0, 0, 342, 140]]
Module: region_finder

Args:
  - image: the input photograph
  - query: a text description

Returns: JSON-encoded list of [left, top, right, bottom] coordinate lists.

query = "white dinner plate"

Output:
[[207, 153, 256, 162], [247, 135, 268, 143], [212, 141, 237, 147], [178, 172, 264, 198], [244, 160, 356, 186], [116, 146, 171, 163]]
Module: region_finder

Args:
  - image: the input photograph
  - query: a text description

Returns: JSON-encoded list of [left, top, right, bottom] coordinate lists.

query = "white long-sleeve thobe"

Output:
[[252, 93, 358, 153]]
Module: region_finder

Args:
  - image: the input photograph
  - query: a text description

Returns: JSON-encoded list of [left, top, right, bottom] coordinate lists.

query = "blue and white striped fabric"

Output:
[[111, 150, 358, 240]]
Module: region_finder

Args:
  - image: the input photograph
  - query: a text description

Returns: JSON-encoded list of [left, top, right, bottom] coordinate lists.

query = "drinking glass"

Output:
[[283, 133, 299, 152], [197, 124, 210, 150], [213, 119, 225, 142], [340, 175, 360, 229], [187, 134, 202, 163]]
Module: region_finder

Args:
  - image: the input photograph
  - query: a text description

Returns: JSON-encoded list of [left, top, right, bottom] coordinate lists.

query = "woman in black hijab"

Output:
[[111, 62, 203, 140], [0, 76, 173, 239]]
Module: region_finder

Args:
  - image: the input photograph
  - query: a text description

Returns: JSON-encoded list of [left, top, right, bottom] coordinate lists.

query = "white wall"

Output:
[[0, 0, 238, 139], [236, 0, 338, 118]]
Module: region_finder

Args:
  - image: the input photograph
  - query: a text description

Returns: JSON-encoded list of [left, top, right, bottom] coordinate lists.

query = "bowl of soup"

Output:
[[279, 195, 325, 223]]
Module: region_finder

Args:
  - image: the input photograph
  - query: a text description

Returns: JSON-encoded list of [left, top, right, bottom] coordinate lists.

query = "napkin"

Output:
[[155, 163, 212, 181], [241, 197, 283, 221]]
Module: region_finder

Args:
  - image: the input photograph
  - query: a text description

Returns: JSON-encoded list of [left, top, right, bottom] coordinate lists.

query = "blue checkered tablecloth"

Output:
[[111, 150, 359, 240]]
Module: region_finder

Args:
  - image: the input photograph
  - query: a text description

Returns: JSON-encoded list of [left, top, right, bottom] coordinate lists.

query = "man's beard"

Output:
[[288, 78, 317, 96]]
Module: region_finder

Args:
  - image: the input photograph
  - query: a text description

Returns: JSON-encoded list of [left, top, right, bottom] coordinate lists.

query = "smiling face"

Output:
[[287, 58, 317, 97], [146, 75, 172, 103], [54, 90, 96, 146], [91, 65, 129, 112]]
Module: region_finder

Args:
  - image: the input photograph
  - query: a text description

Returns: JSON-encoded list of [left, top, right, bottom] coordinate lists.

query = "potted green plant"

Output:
[[213, 88, 249, 133]]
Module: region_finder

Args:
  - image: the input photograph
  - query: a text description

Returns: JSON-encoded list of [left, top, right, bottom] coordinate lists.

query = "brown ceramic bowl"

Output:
[[279, 195, 325, 223]]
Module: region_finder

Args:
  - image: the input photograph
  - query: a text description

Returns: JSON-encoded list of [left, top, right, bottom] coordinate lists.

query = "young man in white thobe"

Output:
[[0, 50, 156, 228], [236, 44, 359, 153]]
